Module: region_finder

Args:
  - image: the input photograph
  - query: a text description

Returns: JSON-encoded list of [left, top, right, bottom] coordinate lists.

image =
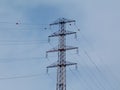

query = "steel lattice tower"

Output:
[[46, 18, 78, 90]]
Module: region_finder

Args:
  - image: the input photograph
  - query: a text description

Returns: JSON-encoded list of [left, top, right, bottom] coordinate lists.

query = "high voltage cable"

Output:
[[0, 40, 49, 45], [76, 55, 106, 90], [0, 28, 47, 31], [77, 67, 106, 90], [0, 39, 46, 41], [0, 73, 43, 80], [76, 46, 114, 89], [69, 67, 93, 90], [72, 23, 116, 89], [83, 50, 101, 72], [0, 27, 49, 31], [66, 78, 75, 90], [68, 52, 106, 90], [0, 22, 50, 31], [76, 30, 119, 89], [0, 42, 48, 45], [77, 47, 115, 90], [0, 21, 49, 26], [0, 57, 45, 61], [77, 55, 106, 90], [78, 38, 115, 89], [65, 31, 108, 90], [0, 56, 57, 63]]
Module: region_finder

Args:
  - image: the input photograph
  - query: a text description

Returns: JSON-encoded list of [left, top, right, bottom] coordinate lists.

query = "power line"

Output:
[[78, 48, 115, 90], [69, 67, 93, 90], [77, 31, 120, 89], [68, 52, 106, 90], [0, 22, 50, 31], [0, 40, 49, 45], [0, 21, 49, 26], [83, 50, 101, 72], [0, 42, 47, 45], [0, 28, 49, 31], [0, 56, 49, 60], [0, 55, 58, 63], [0, 73, 43, 80], [77, 55, 106, 90], [72, 24, 116, 90], [0, 40, 47, 42]]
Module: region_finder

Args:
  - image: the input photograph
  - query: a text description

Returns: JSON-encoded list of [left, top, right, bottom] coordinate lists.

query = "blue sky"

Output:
[[0, 0, 120, 90]]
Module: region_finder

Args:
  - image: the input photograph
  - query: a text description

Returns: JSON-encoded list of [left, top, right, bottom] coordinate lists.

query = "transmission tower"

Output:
[[46, 18, 78, 90]]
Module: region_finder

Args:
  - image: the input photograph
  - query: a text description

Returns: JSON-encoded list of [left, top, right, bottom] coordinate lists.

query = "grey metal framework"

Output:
[[46, 18, 78, 90]]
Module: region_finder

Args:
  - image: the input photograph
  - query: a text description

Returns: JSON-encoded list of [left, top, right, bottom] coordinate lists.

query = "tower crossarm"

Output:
[[50, 18, 75, 26], [47, 61, 77, 69], [48, 31, 76, 37], [46, 46, 78, 53]]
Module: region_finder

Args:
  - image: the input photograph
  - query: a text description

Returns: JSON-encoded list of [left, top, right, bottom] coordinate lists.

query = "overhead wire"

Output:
[[77, 54, 106, 90], [0, 53, 59, 63], [68, 52, 105, 90], [72, 23, 116, 90], [0, 39, 51, 46], [66, 68, 80, 90], [77, 37, 115, 89], [79, 48, 114, 90], [83, 50, 101, 72], [69, 67, 93, 90], [0, 21, 50, 46], [0, 21, 49, 26], [0, 41, 48, 45], [0, 57, 45, 62], [0, 27, 48, 31], [0, 21, 50, 31], [0, 73, 44, 81], [77, 32, 119, 89], [68, 24, 110, 89], [66, 77, 76, 90], [75, 37, 114, 90]]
